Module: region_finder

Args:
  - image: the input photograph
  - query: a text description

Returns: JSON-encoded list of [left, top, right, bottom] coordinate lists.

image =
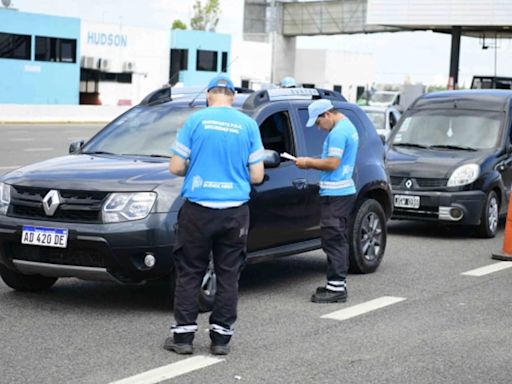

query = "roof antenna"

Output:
[[188, 56, 239, 107]]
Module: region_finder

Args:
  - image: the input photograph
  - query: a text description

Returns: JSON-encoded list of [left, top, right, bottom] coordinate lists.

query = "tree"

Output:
[[171, 19, 187, 30], [190, 0, 220, 32]]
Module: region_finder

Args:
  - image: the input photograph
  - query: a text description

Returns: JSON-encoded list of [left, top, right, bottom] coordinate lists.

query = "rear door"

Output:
[[247, 104, 310, 251], [293, 106, 328, 240]]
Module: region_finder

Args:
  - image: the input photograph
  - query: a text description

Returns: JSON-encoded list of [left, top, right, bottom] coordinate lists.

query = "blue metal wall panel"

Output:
[[170, 29, 231, 87], [0, 10, 80, 104]]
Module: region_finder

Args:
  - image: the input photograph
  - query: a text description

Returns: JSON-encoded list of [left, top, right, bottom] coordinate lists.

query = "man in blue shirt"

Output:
[[165, 74, 265, 355], [295, 99, 359, 303]]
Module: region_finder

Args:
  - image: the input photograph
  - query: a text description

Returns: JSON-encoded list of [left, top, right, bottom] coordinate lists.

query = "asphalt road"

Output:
[[1, 124, 511, 384]]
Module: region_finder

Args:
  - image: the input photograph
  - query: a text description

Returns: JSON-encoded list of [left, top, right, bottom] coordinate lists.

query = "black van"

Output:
[[386, 90, 512, 238]]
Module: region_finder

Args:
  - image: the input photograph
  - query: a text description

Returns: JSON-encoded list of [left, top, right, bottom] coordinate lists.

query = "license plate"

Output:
[[21, 226, 68, 248], [394, 194, 420, 209]]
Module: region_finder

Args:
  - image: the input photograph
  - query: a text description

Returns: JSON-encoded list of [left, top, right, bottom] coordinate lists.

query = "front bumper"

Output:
[[0, 212, 177, 283], [391, 189, 486, 225]]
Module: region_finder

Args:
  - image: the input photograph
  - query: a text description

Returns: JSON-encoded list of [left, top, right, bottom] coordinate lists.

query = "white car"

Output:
[[361, 105, 401, 141]]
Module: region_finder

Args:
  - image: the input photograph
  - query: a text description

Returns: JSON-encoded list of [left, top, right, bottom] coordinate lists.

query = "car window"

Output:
[[297, 107, 363, 156], [297, 108, 328, 156], [389, 111, 398, 129], [366, 111, 386, 130], [259, 111, 296, 161], [82, 105, 198, 157], [391, 109, 503, 150]]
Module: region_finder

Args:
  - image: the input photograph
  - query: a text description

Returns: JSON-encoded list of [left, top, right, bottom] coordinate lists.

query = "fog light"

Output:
[[144, 253, 156, 268], [450, 207, 464, 220]]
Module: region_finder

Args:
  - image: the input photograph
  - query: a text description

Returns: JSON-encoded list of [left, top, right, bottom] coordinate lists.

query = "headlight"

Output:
[[102, 192, 157, 223], [0, 182, 11, 215], [447, 164, 480, 187]]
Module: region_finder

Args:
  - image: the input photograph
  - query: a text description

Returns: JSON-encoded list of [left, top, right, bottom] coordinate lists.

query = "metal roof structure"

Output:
[[281, 0, 512, 38], [243, 0, 512, 88]]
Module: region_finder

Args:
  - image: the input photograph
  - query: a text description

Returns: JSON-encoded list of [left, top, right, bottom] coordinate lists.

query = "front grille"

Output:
[[6, 243, 106, 268], [390, 176, 446, 189], [8, 186, 108, 223]]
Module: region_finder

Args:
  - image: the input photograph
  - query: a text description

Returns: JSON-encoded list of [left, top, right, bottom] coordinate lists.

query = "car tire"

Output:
[[476, 190, 499, 238], [198, 260, 215, 313], [349, 198, 387, 274], [0, 264, 57, 292]]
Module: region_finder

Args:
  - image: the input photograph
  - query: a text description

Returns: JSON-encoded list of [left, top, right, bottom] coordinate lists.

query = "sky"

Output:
[[10, 0, 512, 87]]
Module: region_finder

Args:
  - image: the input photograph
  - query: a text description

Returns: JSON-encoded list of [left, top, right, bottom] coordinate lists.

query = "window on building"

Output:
[[0, 32, 31, 60], [99, 72, 133, 83], [302, 83, 315, 88], [169, 48, 188, 85], [333, 85, 342, 93], [35, 36, 77, 63], [170, 49, 188, 70], [221, 51, 228, 72], [241, 79, 250, 89], [196, 49, 218, 72]]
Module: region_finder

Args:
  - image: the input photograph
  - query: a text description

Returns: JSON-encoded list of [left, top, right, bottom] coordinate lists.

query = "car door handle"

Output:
[[292, 178, 307, 190]]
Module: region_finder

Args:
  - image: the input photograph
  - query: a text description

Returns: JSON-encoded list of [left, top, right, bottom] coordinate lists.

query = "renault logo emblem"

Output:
[[405, 179, 413, 189], [42, 190, 62, 216]]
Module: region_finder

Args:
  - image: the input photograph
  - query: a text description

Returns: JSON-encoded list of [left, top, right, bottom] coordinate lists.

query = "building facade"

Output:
[[0, 9, 233, 106], [0, 10, 80, 104]]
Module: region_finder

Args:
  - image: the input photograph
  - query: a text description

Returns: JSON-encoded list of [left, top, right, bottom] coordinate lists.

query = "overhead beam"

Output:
[[282, 0, 398, 36]]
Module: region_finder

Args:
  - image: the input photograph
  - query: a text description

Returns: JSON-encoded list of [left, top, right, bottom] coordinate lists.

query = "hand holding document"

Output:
[[280, 152, 297, 161]]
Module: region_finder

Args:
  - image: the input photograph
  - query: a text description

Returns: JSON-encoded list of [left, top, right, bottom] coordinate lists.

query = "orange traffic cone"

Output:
[[492, 200, 512, 261]]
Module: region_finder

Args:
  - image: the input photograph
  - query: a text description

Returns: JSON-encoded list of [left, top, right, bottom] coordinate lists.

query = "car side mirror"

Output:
[[379, 134, 386, 144], [69, 140, 85, 154], [263, 149, 281, 168]]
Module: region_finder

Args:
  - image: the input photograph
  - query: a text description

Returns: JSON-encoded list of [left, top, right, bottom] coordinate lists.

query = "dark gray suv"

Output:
[[0, 87, 392, 308]]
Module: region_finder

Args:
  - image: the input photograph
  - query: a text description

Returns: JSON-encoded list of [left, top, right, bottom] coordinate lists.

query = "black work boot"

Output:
[[311, 286, 347, 303], [209, 330, 231, 356], [163, 332, 194, 355]]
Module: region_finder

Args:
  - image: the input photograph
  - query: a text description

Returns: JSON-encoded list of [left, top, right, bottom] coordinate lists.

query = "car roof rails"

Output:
[[242, 87, 346, 110], [140, 85, 254, 106]]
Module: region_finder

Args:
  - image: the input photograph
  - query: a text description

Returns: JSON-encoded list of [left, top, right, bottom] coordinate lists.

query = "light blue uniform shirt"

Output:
[[319, 118, 359, 196], [172, 106, 265, 208]]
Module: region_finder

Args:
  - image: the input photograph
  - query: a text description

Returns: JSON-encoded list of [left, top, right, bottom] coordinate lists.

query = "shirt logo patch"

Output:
[[192, 175, 203, 191]]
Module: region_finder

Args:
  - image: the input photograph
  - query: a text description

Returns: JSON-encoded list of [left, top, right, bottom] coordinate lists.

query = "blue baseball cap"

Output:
[[207, 74, 235, 93], [306, 99, 334, 127]]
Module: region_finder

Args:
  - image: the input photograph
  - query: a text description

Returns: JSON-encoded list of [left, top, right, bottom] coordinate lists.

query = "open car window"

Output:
[[259, 111, 296, 162]]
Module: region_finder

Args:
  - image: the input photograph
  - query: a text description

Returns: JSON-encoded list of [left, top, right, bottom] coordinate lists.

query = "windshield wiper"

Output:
[[120, 153, 171, 158], [81, 150, 117, 155], [429, 144, 477, 151], [392, 143, 429, 149]]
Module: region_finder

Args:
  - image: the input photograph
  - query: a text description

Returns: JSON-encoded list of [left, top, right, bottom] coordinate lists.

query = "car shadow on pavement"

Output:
[[387, 219, 505, 239], [0, 253, 328, 312], [239, 253, 326, 293], [0, 278, 173, 312]]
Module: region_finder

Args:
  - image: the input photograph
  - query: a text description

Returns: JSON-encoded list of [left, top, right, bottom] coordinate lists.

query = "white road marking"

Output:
[[9, 138, 34, 142], [108, 355, 224, 384], [23, 147, 54, 152], [461, 261, 512, 277], [321, 296, 406, 321], [0, 166, 21, 170]]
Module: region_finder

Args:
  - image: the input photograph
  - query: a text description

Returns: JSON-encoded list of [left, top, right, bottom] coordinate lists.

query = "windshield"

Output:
[[391, 109, 503, 150], [365, 111, 386, 130], [82, 105, 199, 157], [370, 93, 396, 104]]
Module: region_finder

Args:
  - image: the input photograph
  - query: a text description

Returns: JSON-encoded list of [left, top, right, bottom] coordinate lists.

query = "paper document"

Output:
[[280, 152, 297, 161]]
